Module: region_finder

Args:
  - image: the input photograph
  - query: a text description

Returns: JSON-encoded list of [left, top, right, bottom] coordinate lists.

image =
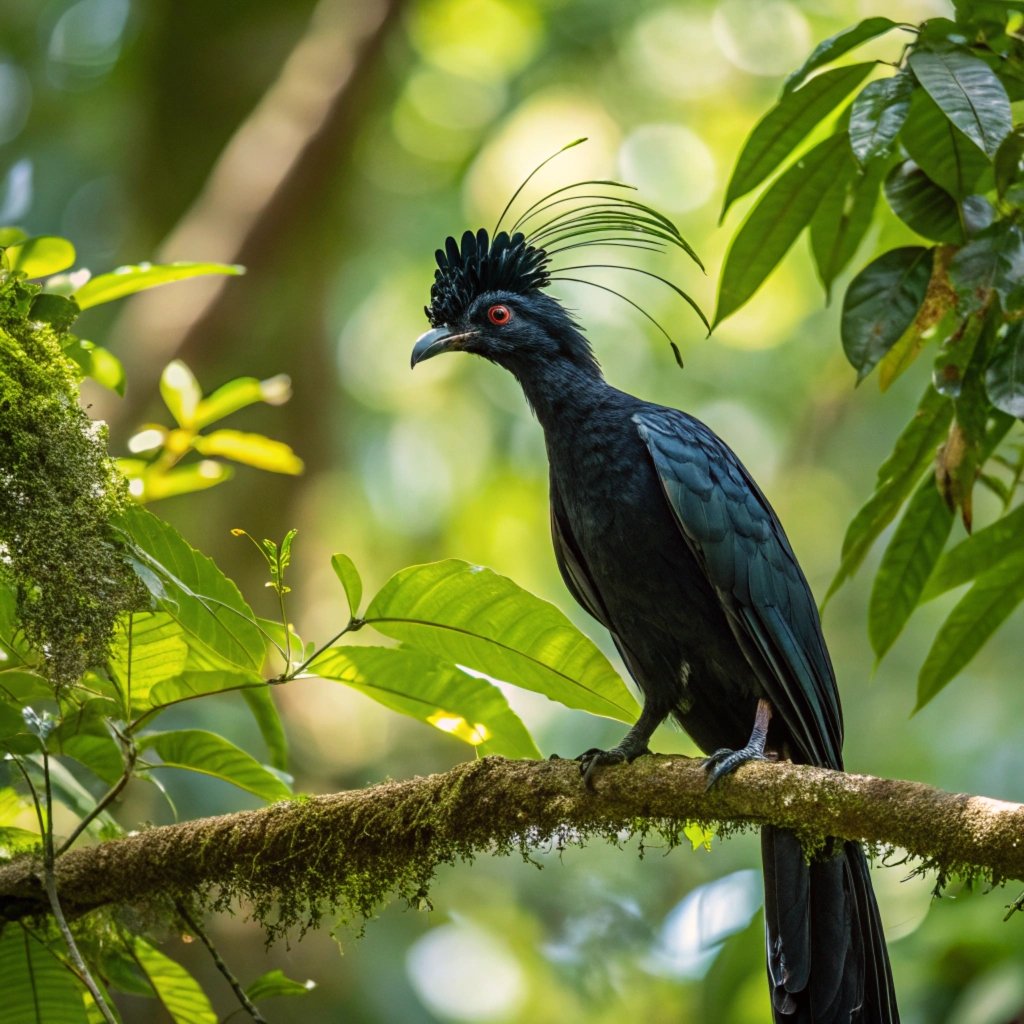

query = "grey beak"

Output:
[[410, 326, 455, 368]]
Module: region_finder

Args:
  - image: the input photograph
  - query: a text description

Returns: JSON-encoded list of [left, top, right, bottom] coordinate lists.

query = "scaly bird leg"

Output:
[[567, 701, 666, 790], [702, 698, 773, 789]]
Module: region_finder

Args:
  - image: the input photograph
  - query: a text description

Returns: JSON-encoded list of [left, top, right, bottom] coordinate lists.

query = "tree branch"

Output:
[[1, 756, 1021, 929]]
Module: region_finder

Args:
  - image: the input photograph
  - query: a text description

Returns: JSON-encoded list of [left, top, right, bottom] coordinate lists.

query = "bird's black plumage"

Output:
[[410, 178, 899, 1022]]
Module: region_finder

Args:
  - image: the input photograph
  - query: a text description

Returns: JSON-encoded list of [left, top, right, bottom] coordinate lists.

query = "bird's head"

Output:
[[410, 228, 598, 376]]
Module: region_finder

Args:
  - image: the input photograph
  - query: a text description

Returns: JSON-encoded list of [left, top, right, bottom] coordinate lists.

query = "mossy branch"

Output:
[[1, 756, 1021, 932]]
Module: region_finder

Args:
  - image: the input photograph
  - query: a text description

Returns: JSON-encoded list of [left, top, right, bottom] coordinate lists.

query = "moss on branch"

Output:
[[1, 755, 1021, 935]]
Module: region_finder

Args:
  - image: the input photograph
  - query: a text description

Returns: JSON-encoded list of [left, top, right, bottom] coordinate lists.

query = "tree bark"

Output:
[[1, 755, 1021, 928]]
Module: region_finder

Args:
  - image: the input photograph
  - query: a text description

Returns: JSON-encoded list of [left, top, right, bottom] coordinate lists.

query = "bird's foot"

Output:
[[574, 742, 651, 790], [702, 744, 767, 789]]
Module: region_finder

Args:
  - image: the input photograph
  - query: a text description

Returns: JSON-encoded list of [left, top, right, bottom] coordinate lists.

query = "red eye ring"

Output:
[[487, 304, 512, 326]]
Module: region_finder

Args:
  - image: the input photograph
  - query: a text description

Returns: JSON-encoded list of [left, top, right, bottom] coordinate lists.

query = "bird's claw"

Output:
[[574, 744, 651, 790], [702, 744, 767, 789]]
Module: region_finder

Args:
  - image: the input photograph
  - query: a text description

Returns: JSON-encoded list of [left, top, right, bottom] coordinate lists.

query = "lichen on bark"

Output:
[[0, 265, 146, 686]]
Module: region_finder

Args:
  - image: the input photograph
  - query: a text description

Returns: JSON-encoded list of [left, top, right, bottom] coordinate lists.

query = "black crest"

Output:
[[425, 228, 550, 327], [423, 140, 709, 362]]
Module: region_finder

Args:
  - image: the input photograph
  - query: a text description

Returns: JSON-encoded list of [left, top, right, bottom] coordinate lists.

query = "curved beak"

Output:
[[410, 327, 475, 368]]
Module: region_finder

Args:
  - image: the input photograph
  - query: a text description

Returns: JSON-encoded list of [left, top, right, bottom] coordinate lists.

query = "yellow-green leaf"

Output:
[[74, 261, 243, 309], [6, 235, 76, 278], [133, 940, 216, 1024], [331, 553, 363, 616], [192, 429, 304, 474]]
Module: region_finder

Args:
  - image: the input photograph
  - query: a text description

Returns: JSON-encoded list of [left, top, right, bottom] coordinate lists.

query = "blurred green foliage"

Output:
[[1, 0, 1024, 1022]]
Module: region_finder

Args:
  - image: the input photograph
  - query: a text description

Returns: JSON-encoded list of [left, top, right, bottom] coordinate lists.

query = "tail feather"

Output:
[[761, 826, 899, 1023]]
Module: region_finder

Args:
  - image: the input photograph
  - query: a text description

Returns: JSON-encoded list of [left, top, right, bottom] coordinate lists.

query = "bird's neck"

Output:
[[510, 356, 614, 432]]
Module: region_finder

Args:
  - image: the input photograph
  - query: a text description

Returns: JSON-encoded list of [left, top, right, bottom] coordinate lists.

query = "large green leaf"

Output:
[[116, 506, 266, 673], [722, 63, 873, 217], [240, 686, 289, 771], [0, 925, 89, 1024], [311, 645, 541, 759], [848, 73, 914, 163], [908, 49, 1012, 158], [948, 223, 1024, 313], [924, 502, 1024, 600], [146, 670, 266, 712], [716, 132, 850, 327], [868, 480, 954, 660], [139, 729, 291, 802], [783, 18, 900, 94], [54, 699, 124, 784], [5, 236, 76, 278], [132, 940, 216, 1024], [883, 161, 964, 243], [917, 548, 1024, 710], [809, 150, 886, 297], [364, 559, 639, 722], [74, 262, 243, 310], [985, 321, 1024, 418], [840, 246, 932, 379], [900, 89, 992, 198], [826, 383, 953, 600], [109, 612, 189, 712]]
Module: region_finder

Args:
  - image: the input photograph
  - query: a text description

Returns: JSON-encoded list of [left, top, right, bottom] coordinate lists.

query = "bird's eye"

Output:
[[487, 304, 512, 326]]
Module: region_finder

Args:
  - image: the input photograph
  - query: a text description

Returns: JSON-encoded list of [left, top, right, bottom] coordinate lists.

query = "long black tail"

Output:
[[761, 826, 899, 1022]]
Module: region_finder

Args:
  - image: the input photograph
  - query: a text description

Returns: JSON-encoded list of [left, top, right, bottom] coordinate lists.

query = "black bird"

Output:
[[410, 162, 899, 1022]]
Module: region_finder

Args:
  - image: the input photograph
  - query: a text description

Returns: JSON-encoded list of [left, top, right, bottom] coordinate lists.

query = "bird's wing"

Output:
[[634, 409, 843, 769]]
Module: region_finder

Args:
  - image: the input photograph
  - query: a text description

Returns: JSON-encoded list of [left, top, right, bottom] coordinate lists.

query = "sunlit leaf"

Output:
[[900, 89, 992, 198], [722, 63, 873, 217], [146, 670, 265, 712], [848, 73, 914, 163], [132, 940, 217, 1024], [110, 612, 189, 712], [869, 480, 953, 660], [311, 645, 542, 759], [783, 17, 900, 94], [240, 687, 289, 772], [116, 505, 267, 673], [840, 246, 932, 379], [245, 969, 314, 1002], [716, 133, 850, 327], [331, 553, 363, 617], [826, 384, 953, 601], [6, 235, 76, 278], [160, 360, 202, 428], [0, 227, 28, 249], [684, 822, 715, 852], [139, 729, 291, 802], [193, 374, 292, 429], [882, 161, 963, 243], [908, 48, 1012, 158], [63, 339, 126, 395], [30, 292, 80, 331], [0, 925, 89, 1024], [985, 321, 1024, 418], [126, 460, 234, 503], [74, 262, 243, 310], [192, 429, 304, 474], [917, 548, 1024, 710], [54, 700, 124, 784], [365, 559, 639, 722]]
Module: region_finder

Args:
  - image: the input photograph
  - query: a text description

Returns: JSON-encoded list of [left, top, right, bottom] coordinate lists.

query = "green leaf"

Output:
[[900, 89, 992, 198], [194, 374, 291, 429], [882, 161, 964, 243], [826, 383, 953, 600], [0, 925, 89, 1024], [160, 360, 202, 428], [868, 480, 954, 660], [364, 559, 639, 722], [123, 461, 234, 502], [917, 547, 1024, 710], [948, 223, 1024, 313], [722, 63, 873, 217], [63, 339, 126, 395], [716, 132, 850, 327], [994, 127, 1024, 198], [985, 321, 1024, 418], [849, 73, 914, 163], [146, 670, 265, 712], [809, 149, 886, 297], [110, 612, 189, 712], [6, 235, 76, 278], [245, 969, 314, 1002], [311, 645, 541, 759], [133, 940, 217, 1024], [783, 18, 900, 94], [74, 262, 243, 310], [31, 292, 80, 331], [139, 729, 291, 802], [192, 429, 304, 474], [0, 227, 28, 248], [118, 506, 267, 672], [840, 246, 932, 380], [54, 700, 125, 784], [924, 502, 1024, 600], [331, 553, 363, 616], [240, 686, 289, 771], [908, 49, 1012, 158]]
